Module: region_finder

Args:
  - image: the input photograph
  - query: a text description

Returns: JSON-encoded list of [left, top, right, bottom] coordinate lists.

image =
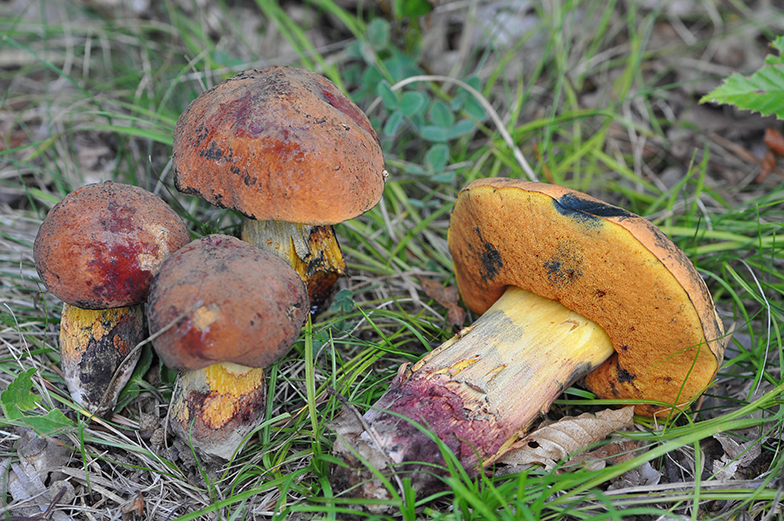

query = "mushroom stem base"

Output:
[[241, 219, 345, 312], [60, 303, 144, 416], [169, 362, 266, 460], [331, 286, 616, 500]]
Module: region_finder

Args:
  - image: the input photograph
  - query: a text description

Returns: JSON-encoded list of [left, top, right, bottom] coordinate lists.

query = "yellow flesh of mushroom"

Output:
[[169, 362, 266, 460], [241, 218, 345, 312]]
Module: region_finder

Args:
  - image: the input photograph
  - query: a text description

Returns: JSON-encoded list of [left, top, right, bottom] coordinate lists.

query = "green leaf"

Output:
[[21, 409, 74, 434], [377, 81, 399, 111], [429, 100, 455, 128], [700, 36, 784, 119], [400, 91, 428, 117], [425, 144, 449, 172], [160, 364, 179, 386], [403, 163, 427, 175], [384, 110, 405, 137], [366, 18, 390, 50], [463, 94, 487, 121], [331, 289, 355, 313], [431, 171, 456, 183], [409, 113, 425, 130], [384, 50, 422, 83], [420, 125, 449, 142], [447, 119, 476, 139], [1, 368, 41, 420], [764, 36, 784, 65], [1, 369, 74, 435], [394, 0, 433, 18], [451, 76, 486, 120], [358, 41, 378, 66]]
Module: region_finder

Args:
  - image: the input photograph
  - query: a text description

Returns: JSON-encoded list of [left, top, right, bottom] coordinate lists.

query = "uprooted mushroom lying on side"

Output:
[[330, 177, 726, 502]]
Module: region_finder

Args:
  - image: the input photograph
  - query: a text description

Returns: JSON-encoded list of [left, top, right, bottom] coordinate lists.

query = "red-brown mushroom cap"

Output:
[[33, 182, 190, 310], [448, 178, 725, 416], [146, 234, 309, 371], [172, 66, 386, 225]]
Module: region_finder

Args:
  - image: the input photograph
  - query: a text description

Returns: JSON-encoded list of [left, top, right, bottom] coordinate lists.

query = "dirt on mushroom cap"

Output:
[[448, 178, 725, 416], [33, 182, 191, 310], [172, 67, 386, 225], [146, 234, 309, 372]]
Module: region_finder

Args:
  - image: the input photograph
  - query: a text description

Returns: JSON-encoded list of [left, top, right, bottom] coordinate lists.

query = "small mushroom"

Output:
[[146, 234, 308, 459], [172, 66, 386, 311], [331, 178, 726, 499], [33, 182, 190, 415]]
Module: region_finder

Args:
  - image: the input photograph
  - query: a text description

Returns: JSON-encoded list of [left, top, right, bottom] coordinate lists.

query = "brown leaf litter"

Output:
[[419, 276, 467, 327]]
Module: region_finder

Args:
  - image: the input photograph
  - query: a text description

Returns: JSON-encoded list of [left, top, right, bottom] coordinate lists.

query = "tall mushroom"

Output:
[[332, 178, 725, 498], [172, 66, 386, 311], [146, 234, 308, 459], [33, 182, 190, 415]]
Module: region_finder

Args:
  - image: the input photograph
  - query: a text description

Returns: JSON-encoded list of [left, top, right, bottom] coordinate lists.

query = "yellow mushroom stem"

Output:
[[241, 219, 345, 313], [332, 286, 616, 495], [59, 303, 144, 416], [168, 362, 266, 460]]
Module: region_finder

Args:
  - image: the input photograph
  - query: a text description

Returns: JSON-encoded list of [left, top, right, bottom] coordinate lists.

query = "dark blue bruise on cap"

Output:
[[473, 227, 503, 282], [554, 193, 633, 225]]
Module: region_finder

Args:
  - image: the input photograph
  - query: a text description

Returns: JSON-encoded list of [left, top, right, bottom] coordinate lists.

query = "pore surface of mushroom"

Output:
[[147, 234, 309, 459], [34, 181, 190, 415], [172, 66, 386, 310], [331, 177, 725, 499]]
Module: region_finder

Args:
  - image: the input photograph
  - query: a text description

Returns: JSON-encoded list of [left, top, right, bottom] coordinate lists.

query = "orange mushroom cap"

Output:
[[172, 67, 386, 225], [448, 178, 726, 415], [33, 182, 190, 310], [146, 234, 309, 371]]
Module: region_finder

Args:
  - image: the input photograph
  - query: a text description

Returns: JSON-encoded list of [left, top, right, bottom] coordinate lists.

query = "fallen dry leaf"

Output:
[[419, 276, 466, 327], [571, 439, 644, 471], [5, 429, 73, 521], [497, 406, 635, 469], [607, 460, 662, 490], [711, 432, 762, 481], [764, 127, 784, 157], [121, 491, 145, 520], [757, 150, 778, 182]]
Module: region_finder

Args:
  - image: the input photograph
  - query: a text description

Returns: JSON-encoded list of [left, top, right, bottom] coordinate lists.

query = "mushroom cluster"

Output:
[[30, 64, 723, 509], [172, 66, 386, 312], [34, 182, 190, 415], [331, 177, 725, 499], [32, 66, 386, 461], [147, 66, 387, 458]]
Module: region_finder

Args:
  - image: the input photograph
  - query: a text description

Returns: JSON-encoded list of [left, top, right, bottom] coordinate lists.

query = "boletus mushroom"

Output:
[[331, 178, 726, 499], [33, 182, 190, 415], [146, 234, 308, 459], [172, 66, 386, 311]]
